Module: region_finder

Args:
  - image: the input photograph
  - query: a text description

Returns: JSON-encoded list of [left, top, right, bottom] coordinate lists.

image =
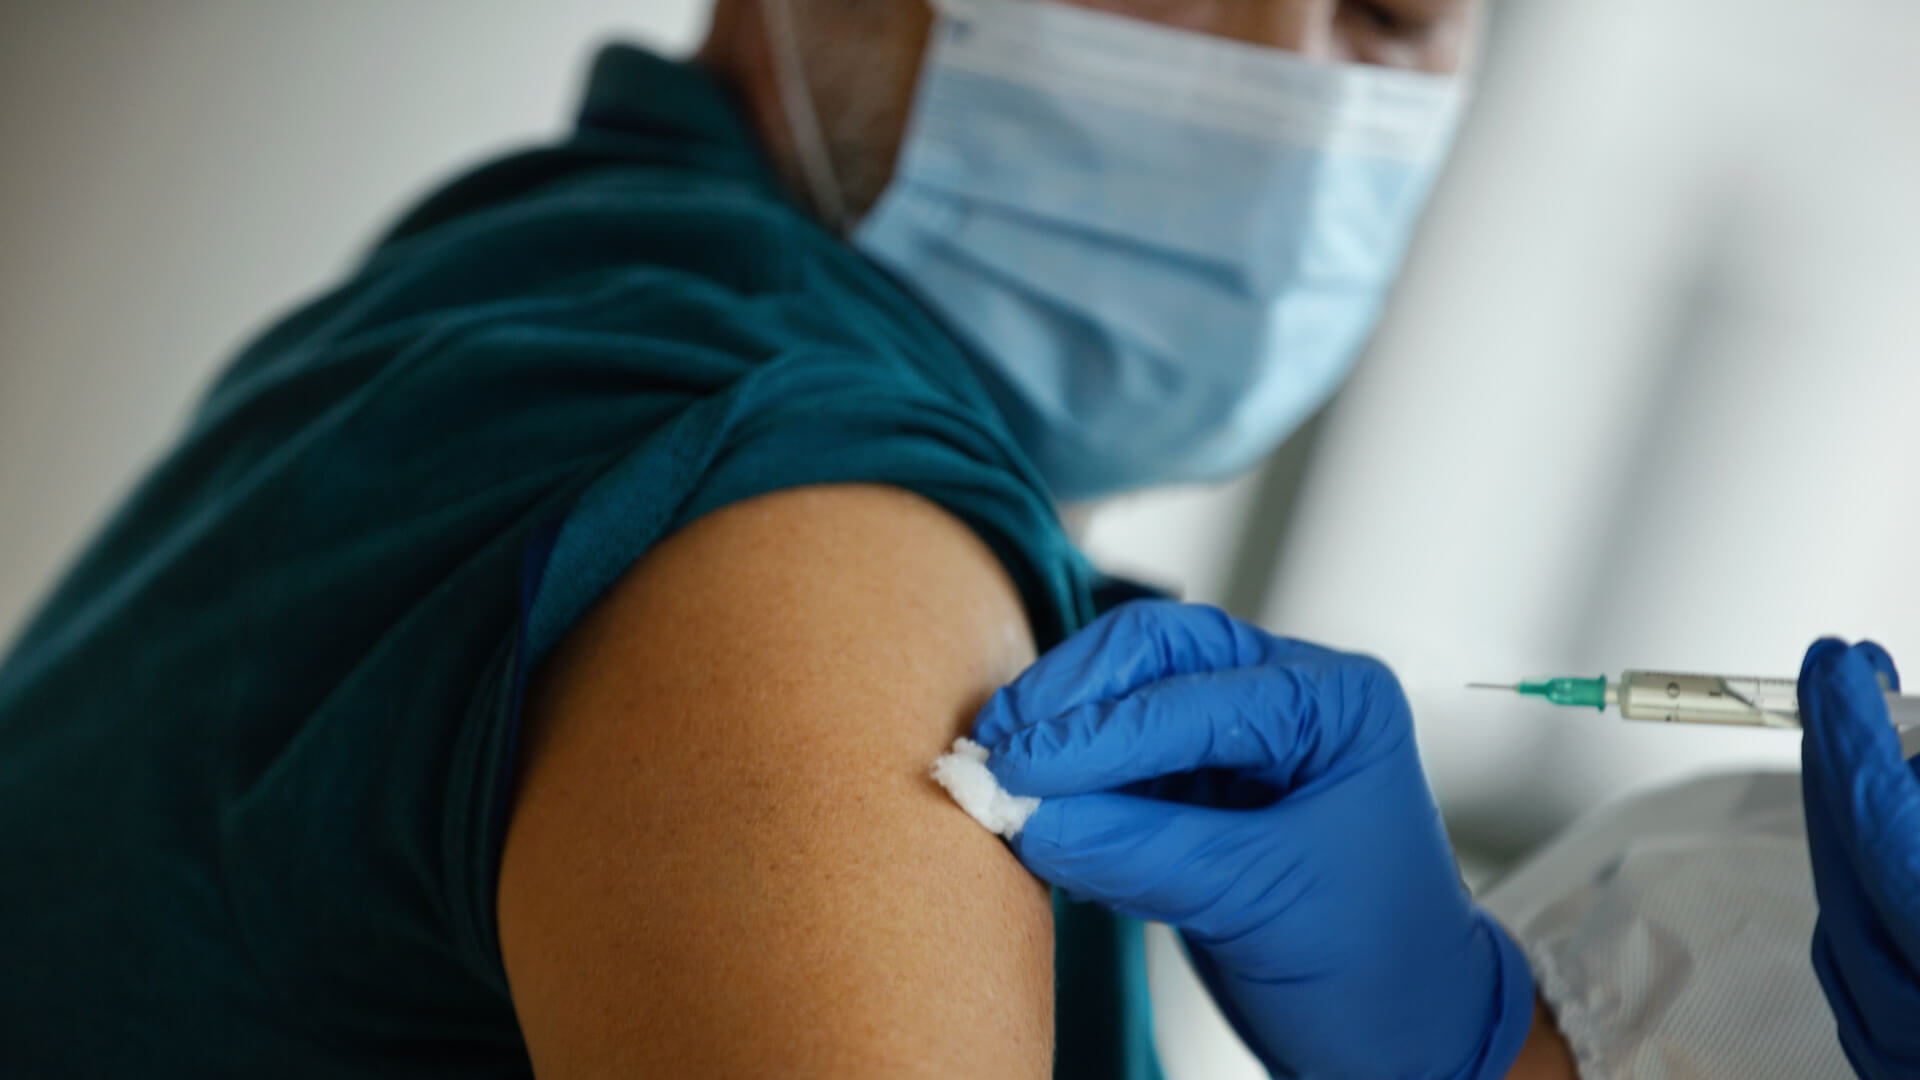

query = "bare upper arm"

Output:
[[497, 484, 1053, 1078]]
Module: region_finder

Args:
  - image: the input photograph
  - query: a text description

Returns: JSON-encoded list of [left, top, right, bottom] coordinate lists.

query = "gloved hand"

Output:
[[973, 601, 1536, 1080], [1799, 639, 1920, 1079]]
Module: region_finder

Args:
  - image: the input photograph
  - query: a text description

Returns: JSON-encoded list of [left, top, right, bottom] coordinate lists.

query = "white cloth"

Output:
[[1484, 771, 1850, 1079]]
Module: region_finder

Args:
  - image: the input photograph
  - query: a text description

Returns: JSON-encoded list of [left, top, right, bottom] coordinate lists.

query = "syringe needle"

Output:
[[1466, 682, 1519, 692]]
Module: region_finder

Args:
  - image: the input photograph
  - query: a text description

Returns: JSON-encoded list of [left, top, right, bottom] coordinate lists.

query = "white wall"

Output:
[[0, 1, 708, 641], [1264, 0, 1920, 853]]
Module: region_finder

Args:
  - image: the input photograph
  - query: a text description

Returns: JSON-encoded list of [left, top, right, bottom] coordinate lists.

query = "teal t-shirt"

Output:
[[0, 46, 1160, 1078]]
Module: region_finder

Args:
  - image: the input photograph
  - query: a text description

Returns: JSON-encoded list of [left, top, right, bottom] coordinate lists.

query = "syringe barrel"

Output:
[[1618, 670, 1920, 732], [1877, 694, 1920, 733], [1617, 671, 1801, 727]]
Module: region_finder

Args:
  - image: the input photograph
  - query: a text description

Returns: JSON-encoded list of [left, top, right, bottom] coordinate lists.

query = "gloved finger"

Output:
[[1813, 926, 1882, 1076], [1813, 921, 1920, 1072], [1006, 792, 1272, 938], [974, 602, 1333, 747], [1805, 762, 1920, 1059], [1801, 639, 1903, 784], [1800, 639, 1920, 967], [985, 656, 1405, 798]]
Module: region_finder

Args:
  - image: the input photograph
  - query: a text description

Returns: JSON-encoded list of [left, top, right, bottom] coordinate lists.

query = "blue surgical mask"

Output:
[[774, 0, 1465, 501]]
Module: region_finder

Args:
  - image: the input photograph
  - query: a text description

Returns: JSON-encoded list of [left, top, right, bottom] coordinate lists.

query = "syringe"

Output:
[[1468, 671, 1920, 733]]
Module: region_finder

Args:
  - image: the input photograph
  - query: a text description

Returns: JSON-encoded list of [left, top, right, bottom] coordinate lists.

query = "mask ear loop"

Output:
[[763, 0, 852, 233]]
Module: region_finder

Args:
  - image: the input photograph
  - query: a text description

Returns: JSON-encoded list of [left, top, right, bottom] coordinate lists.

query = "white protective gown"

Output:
[[1483, 771, 1851, 1079]]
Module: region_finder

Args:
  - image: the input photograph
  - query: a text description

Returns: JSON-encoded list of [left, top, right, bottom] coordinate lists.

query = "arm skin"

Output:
[[497, 485, 1054, 1078]]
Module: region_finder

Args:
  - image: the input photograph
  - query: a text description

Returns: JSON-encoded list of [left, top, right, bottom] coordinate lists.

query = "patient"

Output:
[[0, 1, 1494, 1076]]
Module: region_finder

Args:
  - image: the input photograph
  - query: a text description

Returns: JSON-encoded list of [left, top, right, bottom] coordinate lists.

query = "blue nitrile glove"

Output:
[[1799, 638, 1920, 1080], [973, 601, 1536, 1080]]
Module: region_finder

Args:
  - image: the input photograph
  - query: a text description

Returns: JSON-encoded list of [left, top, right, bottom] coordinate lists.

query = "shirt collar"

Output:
[[574, 44, 778, 187]]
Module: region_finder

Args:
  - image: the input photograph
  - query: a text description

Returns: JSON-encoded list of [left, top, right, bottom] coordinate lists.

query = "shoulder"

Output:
[[498, 483, 1057, 1076], [529, 483, 1039, 720]]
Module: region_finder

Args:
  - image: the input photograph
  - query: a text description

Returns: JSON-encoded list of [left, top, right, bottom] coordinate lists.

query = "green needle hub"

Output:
[[1515, 676, 1609, 710]]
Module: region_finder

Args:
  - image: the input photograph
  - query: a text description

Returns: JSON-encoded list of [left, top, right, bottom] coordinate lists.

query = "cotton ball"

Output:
[[930, 737, 1041, 838]]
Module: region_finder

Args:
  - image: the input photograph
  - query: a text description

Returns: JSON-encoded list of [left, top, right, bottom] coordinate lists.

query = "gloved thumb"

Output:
[[1007, 793, 1250, 932], [1800, 638, 1903, 794], [1799, 640, 1920, 951]]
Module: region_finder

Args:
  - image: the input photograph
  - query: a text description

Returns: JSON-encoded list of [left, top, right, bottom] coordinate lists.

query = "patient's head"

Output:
[[703, 0, 1478, 219]]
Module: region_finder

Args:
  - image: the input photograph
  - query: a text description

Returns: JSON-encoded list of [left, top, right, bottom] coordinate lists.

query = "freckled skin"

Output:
[[500, 487, 1053, 1077]]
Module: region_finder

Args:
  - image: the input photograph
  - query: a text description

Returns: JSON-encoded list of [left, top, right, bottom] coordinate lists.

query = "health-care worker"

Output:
[[0, 0, 1910, 1078]]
